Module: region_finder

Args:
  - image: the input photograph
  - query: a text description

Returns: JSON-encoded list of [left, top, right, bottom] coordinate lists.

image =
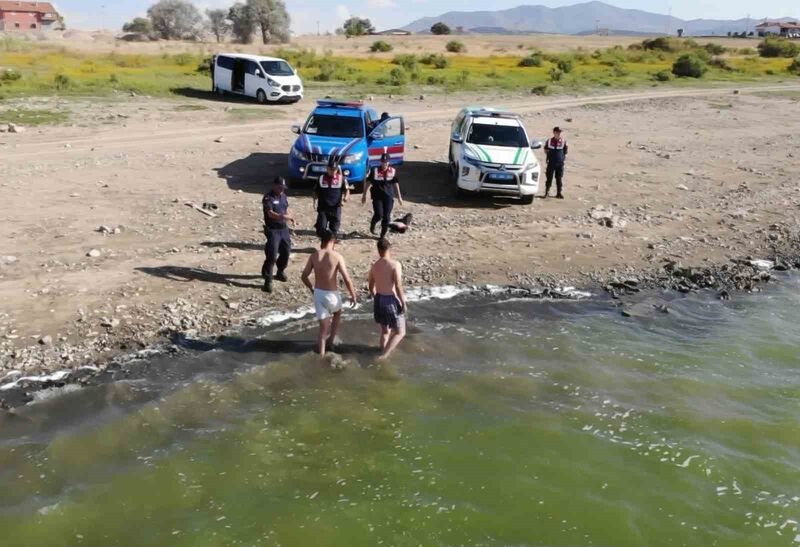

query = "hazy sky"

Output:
[[55, 0, 800, 35]]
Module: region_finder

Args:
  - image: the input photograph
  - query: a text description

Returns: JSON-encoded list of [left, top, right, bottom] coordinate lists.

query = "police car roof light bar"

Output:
[[473, 109, 521, 119], [316, 99, 365, 108]]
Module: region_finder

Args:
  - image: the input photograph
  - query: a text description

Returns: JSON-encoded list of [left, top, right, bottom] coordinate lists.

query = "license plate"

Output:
[[310, 165, 327, 173], [490, 173, 514, 180]]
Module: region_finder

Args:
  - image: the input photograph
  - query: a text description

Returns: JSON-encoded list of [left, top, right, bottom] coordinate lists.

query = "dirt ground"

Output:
[[1, 83, 800, 372], [8, 29, 759, 57]]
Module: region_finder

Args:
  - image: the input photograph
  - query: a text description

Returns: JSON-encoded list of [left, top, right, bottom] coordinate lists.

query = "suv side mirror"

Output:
[[451, 135, 463, 144], [530, 140, 543, 149], [291, 124, 301, 134]]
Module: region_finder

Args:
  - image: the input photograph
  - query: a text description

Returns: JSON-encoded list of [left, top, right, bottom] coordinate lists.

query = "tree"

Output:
[[246, 0, 291, 44], [147, 0, 202, 40], [122, 17, 153, 36], [430, 22, 451, 35], [228, 2, 256, 43], [672, 53, 707, 78], [340, 17, 374, 37], [206, 9, 230, 43]]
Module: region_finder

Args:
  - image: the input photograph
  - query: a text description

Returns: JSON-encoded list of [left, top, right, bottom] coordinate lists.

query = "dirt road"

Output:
[[1, 83, 799, 372]]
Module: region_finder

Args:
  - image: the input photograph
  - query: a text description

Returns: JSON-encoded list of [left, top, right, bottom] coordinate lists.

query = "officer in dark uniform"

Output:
[[314, 156, 349, 238], [544, 126, 569, 199], [362, 152, 403, 239], [262, 176, 295, 293]]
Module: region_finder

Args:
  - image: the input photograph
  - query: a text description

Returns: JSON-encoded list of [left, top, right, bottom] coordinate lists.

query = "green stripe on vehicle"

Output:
[[476, 145, 492, 162], [512, 148, 522, 165]]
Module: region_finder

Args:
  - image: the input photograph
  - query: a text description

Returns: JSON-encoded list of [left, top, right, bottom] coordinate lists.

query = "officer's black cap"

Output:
[[272, 176, 287, 187], [380, 152, 390, 162], [553, 126, 562, 133]]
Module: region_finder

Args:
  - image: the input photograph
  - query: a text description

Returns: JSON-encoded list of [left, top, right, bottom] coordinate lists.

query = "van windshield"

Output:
[[261, 61, 294, 76], [304, 115, 363, 138], [467, 122, 529, 148]]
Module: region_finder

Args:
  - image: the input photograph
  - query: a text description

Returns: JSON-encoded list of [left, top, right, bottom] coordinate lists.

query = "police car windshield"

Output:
[[260, 60, 294, 76], [304, 115, 363, 138], [467, 123, 528, 148]]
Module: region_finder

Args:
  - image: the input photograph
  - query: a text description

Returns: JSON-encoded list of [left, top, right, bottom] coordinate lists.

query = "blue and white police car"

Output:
[[288, 100, 405, 188]]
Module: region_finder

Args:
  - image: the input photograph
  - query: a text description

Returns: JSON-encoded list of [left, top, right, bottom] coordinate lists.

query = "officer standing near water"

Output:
[[543, 126, 569, 199], [314, 156, 349, 238], [262, 176, 295, 293], [362, 152, 403, 239]]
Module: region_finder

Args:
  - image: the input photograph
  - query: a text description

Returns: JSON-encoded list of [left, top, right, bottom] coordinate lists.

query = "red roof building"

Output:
[[0, 1, 62, 32]]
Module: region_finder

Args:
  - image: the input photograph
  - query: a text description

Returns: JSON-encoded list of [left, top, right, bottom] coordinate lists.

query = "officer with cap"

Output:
[[314, 156, 349, 238], [262, 176, 295, 293], [362, 152, 403, 239], [544, 126, 569, 199]]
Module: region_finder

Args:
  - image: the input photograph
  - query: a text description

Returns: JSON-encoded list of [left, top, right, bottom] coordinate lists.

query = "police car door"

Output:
[[368, 117, 405, 168]]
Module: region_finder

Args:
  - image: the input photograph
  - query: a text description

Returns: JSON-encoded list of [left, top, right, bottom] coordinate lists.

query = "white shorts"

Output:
[[314, 288, 343, 320]]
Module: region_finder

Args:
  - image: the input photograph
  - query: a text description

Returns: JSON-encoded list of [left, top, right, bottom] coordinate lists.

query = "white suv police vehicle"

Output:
[[449, 107, 542, 204]]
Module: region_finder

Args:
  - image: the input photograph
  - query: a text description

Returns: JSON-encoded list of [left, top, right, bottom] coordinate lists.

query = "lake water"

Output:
[[1, 277, 799, 546]]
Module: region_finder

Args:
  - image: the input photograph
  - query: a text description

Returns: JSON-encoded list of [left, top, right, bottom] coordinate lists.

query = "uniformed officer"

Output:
[[544, 126, 569, 199], [362, 152, 403, 239], [314, 156, 349, 238], [262, 176, 295, 293]]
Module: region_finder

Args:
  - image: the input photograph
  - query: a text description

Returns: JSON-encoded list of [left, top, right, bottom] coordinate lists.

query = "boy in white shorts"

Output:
[[301, 230, 358, 357]]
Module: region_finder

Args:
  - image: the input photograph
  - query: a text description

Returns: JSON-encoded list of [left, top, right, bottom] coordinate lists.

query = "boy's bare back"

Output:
[[370, 257, 401, 295], [310, 249, 343, 290]]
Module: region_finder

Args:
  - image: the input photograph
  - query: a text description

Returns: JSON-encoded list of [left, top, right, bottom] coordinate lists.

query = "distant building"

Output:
[[372, 29, 412, 36], [0, 1, 61, 31], [755, 20, 800, 38]]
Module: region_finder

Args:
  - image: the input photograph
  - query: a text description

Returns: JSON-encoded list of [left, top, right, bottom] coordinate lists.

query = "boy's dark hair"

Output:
[[320, 229, 335, 245], [377, 238, 391, 255]]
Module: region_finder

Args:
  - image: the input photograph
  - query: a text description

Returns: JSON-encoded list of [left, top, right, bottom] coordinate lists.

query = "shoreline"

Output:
[[2, 228, 798, 410]]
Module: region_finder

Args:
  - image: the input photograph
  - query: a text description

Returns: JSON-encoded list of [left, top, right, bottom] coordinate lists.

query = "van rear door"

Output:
[[214, 55, 234, 92]]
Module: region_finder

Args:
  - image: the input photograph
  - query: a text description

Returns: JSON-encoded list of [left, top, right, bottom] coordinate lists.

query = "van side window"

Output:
[[246, 60, 260, 75], [217, 56, 234, 70]]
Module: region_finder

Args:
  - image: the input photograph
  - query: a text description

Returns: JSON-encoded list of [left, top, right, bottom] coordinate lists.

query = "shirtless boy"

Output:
[[368, 238, 407, 361], [301, 230, 358, 357]]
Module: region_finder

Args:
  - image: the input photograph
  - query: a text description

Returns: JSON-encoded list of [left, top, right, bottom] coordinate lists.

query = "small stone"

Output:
[[39, 335, 53, 345], [676, 184, 689, 191], [8, 123, 24, 134], [87, 249, 101, 258], [0, 255, 18, 265], [214, 136, 225, 143]]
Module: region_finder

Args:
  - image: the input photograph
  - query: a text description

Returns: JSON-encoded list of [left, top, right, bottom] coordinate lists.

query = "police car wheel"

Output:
[[520, 194, 534, 205], [256, 89, 268, 104]]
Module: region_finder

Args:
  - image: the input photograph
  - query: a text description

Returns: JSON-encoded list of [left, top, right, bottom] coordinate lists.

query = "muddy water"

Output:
[[1, 278, 799, 546]]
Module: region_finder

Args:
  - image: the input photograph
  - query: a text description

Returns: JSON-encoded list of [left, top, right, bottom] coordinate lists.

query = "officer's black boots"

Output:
[[274, 270, 288, 282], [556, 193, 564, 199], [262, 277, 273, 293]]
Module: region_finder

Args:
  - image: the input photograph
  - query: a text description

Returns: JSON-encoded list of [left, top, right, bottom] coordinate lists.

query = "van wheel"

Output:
[[256, 89, 268, 104], [520, 194, 534, 205]]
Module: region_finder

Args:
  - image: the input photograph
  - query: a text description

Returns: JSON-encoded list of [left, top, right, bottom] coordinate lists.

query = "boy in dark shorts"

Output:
[[368, 238, 407, 361]]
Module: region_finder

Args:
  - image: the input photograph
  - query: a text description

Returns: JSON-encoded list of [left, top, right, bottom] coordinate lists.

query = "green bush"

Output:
[[709, 57, 736, 71], [172, 53, 193, 66], [757, 37, 800, 58], [789, 56, 800, 75], [53, 73, 72, 90], [530, 85, 549, 95], [445, 40, 466, 53], [738, 47, 756, 56], [704, 43, 727, 55], [388, 67, 408, 86], [556, 58, 574, 73], [392, 54, 417, 70], [454, 70, 470, 85], [518, 53, 543, 67], [672, 53, 708, 78], [652, 69, 672, 82], [109, 73, 119, 84], [370, 40, 393, 53], [426, 74, 445, 85], [641, 36, 680, 52], [549, 67, 563, 82], [0, 68, 21, 82], [610, 61, 629, 77], [314, 59, 346, 82], [196, 56, 213, 74], [421, 53, 450, 69]]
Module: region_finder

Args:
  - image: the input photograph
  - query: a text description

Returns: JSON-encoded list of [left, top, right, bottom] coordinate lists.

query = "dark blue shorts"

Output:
[[374, 294, 405, 330]]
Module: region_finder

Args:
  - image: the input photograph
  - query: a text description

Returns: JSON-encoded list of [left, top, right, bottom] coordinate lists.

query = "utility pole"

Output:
[[317, 20, 320, 36]]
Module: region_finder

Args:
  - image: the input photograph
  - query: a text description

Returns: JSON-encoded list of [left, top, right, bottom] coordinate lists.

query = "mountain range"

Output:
[[402, 1, 791, 36]]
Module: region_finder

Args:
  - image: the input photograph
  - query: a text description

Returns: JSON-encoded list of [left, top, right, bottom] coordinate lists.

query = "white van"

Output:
[[212, 53, 303, 104]]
